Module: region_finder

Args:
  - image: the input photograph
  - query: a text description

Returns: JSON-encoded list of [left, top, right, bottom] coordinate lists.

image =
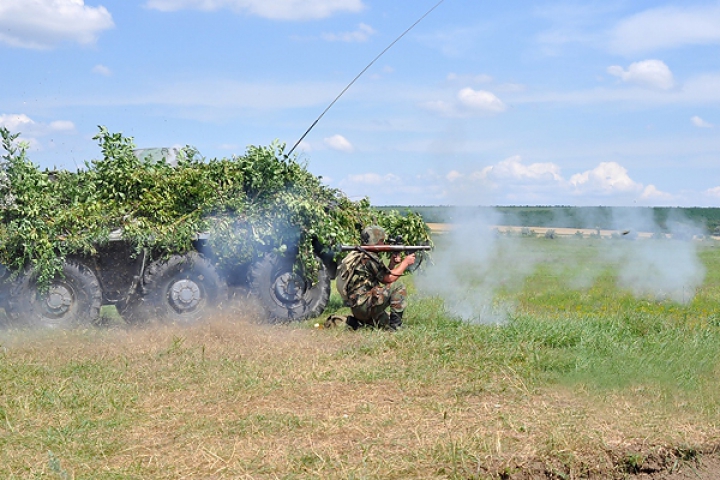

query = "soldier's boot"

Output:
[[346, 315, 360, 331], [388, 311, 403, 331]]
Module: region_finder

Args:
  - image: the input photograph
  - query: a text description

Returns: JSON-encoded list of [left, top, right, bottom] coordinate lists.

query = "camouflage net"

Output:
[[0, 127, 432, 286]]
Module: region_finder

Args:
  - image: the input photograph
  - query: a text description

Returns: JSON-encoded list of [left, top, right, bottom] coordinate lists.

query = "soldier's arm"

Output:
[[382, 254, 415, 284]]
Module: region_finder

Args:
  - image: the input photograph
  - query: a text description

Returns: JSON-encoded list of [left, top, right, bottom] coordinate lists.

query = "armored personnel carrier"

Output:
[[0, 127, 430, 328]]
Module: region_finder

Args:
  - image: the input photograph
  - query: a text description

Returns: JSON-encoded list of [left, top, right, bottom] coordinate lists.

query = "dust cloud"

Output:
[[415, 207, 707, 323]]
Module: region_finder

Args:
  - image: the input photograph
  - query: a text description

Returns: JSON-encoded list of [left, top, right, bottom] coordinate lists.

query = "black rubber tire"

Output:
[[137, 252, 227, 325], [6, 260, 102, 328], [0, 264, 12, 327], [249, 254, 330, 322]]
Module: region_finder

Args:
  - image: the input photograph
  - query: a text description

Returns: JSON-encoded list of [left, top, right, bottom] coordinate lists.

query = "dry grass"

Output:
[[2, 309, 719, 479]]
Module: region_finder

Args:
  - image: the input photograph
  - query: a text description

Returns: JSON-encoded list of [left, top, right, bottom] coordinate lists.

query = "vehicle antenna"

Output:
[[286, 0, 446, 157]]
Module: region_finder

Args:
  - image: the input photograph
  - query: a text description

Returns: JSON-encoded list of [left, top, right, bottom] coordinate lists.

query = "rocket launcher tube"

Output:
[[339, 245, 432, 252]]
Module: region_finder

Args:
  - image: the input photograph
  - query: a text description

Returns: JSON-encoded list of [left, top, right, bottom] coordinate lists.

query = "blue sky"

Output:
[[1, 0, 719, 206]]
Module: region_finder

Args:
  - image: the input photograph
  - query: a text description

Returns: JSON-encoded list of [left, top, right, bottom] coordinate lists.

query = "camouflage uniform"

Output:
[[339, 225, 408, 330], [344, 251, 408, 328]]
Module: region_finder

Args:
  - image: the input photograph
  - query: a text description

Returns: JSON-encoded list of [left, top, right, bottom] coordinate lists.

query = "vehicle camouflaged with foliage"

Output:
[[0, 127, 431, 327]]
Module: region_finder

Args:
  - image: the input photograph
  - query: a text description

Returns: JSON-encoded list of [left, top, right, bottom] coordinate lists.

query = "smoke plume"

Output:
[[415, 207, 707, 323]]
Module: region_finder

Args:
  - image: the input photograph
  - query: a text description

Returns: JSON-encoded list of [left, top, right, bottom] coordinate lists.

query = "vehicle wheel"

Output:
[[139, 252, 227, 325], [0, 264, 13, 327], [7, 260, 102, 328], [249, 254, 330, 322]]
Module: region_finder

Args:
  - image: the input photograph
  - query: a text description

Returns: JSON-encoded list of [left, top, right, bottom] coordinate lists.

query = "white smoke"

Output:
[[415, 208, 542, 324], [416, 207, 707, 322], [600, 208, 705, 303], [610, 240, 704, 303]]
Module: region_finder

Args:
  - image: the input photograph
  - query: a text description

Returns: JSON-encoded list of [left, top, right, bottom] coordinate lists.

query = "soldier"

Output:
[[336, 225, 416, 330]]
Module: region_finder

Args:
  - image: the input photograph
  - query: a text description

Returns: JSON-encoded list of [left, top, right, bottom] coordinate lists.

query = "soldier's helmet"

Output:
[[361, 225, 386, 246]]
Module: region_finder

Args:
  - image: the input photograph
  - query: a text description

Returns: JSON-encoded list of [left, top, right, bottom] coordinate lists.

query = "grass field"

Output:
[[1, 236, 720, 479]]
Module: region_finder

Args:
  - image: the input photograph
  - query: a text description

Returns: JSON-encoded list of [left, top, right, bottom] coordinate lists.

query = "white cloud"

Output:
[[92, 64, 112, 76], [640, 184, 673, 200], [569, 162, 643, 195], [607, 60, 674, 90], [293, 140, 313, 153], [401, 156, 689, 206], [0, 114, 35, 131], [440, 157, 567, 205], [323, 134, 354, 152], [446, 170, 463, 182], [506, 72, 720, 107], [1, 114, 74, 134], [457, 88, 507, 113], [423, 88, 506, 117], [437, 159, 680, 206], [691, 116, 713, 128], [322, 23, 374, 42], [343, 172, 401, 186], [610, 4, 720, 55], [0, 0, 114, 49], [477, 155, 562, 183], [706, 186, 720, 198], [0, 114, 75, 147], [49, 120, 76, 132], [145, 0, 365, 20]]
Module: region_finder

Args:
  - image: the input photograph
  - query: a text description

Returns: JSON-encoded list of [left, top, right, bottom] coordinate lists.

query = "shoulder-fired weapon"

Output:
[[339, 244, 432, 274], [339, 245, 432, 253]]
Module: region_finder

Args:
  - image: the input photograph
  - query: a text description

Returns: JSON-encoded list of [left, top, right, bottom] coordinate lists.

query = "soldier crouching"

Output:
[[337, 225, 415, 331]]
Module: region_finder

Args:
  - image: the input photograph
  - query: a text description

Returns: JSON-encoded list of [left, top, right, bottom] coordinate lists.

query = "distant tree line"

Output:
[[377, 206, 720, 235]]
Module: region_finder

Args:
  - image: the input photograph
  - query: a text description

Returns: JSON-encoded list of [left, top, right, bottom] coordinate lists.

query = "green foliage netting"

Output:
[[0, 127, 432, 286]]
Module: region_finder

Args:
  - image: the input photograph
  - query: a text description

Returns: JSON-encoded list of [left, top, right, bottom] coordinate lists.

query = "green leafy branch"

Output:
[[0, 127, 432, 286]]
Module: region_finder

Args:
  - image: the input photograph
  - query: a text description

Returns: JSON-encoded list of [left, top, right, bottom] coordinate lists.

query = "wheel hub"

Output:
[[274, 272, 307, 303], [169, 279, 202, 312], [44, 284, 73, 318]]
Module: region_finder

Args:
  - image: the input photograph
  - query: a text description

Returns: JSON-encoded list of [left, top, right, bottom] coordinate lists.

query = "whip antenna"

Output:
[[287, 0, 446, 156]]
